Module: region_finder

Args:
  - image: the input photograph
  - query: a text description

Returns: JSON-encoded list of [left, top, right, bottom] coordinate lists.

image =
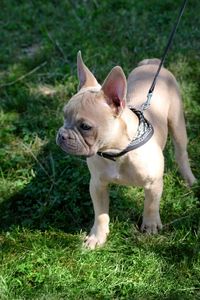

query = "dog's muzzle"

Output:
[[56, 127, 91, 156]]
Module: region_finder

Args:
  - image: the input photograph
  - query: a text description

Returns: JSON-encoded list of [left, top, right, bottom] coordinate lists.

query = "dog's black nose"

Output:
[[59, 131, 68, 141], [61, 133, 66, 141]]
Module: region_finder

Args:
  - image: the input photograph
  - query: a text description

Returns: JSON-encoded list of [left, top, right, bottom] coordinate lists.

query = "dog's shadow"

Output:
[[0, 144, 94, 233], [0, 77, 92, 233], [0, 140, 144, 234]]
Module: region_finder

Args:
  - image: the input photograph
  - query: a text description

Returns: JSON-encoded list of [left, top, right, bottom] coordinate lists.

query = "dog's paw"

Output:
[[84, 227, 109, 250], [84, 234, 106, 250], [141, 215, 163, 234]]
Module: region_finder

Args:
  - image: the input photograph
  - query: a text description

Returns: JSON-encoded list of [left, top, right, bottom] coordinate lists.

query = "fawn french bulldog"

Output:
[[57, 51, 196, 249]]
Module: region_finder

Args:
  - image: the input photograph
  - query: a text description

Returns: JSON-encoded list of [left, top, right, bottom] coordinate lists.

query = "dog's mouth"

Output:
[[56, 128, 96, 157]]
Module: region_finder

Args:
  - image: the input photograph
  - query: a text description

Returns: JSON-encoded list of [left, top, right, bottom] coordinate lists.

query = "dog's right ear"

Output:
[[101, 66, 127, 114], [77, 51, 99, 91]]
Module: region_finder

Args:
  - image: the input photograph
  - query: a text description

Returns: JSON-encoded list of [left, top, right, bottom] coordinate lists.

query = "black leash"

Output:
[[141, 0, 188, 111]]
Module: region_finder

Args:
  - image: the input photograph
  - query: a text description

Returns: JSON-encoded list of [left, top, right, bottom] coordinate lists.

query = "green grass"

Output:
[[0, 0, 200, 299]]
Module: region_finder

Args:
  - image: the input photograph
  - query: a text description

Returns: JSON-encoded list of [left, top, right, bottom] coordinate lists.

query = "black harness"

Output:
[[97, 108, 154, 161]]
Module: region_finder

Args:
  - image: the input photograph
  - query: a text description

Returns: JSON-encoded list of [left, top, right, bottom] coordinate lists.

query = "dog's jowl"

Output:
[[57, 52, 196, 249]]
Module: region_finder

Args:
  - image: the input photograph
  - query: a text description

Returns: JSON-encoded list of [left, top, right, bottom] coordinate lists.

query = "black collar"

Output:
[[97, 108, 154, 161]]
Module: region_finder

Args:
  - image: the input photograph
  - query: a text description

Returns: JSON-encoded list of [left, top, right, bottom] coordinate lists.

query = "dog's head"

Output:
[[56, 51, 128, 157]]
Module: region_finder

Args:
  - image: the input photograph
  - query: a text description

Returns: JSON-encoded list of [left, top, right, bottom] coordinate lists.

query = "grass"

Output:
[[0, 0, 200, 299]]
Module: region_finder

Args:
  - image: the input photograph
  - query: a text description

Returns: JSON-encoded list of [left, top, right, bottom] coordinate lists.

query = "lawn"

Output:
[[0, 0, 200, 299]]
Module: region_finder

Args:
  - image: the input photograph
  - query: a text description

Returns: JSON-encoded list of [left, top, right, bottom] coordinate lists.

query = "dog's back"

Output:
[[127, 58, 179, 113], [137, 58, 161, 67]]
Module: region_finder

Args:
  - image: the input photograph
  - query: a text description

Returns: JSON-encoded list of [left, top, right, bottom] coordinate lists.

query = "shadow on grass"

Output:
[[0, 76, 92, 233], [0, 153, 91, 233]]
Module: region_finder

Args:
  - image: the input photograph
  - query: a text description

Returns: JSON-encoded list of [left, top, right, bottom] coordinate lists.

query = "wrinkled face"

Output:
[[57, 52, 128, 157], [56, 90, 116, 157]]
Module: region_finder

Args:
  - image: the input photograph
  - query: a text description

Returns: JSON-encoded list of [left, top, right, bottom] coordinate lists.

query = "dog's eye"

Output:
[[80, 123, 92, 131]]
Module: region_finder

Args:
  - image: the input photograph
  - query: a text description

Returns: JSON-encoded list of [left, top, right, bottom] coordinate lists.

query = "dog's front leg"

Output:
[[84, 178, 110, 249], [141, 179, 163, 234]]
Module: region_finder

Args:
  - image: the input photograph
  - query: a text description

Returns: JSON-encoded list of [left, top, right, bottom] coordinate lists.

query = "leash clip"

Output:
[[141, 92, 153, 111]]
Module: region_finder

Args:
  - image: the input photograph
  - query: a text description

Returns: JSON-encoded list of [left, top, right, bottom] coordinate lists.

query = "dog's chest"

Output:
[[101, 156, 145, 186], [105, 163, 122, 183]]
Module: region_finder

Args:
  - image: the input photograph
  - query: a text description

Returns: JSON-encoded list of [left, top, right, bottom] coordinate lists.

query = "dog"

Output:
[[56, 51, 196, 249]]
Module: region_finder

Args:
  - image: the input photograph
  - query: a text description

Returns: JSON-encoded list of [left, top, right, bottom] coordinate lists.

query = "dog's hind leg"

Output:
[[168, 97, 196, 186]]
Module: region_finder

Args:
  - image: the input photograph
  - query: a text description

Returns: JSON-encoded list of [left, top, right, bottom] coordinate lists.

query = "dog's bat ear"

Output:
[[101, 66, 127, 113], [77, 51, 99, 91]]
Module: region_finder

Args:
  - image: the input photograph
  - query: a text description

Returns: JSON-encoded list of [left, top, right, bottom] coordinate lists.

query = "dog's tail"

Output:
[[138, 58, 161, 67]]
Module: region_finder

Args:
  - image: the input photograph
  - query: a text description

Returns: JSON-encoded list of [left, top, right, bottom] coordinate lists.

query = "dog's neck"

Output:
[[121, 107, 139, 142], [98, 106, 139, 154]]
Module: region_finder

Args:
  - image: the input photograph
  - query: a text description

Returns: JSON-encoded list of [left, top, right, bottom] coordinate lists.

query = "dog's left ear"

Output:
[[77, 51, 99, 90], [101, 66, 127, 114]]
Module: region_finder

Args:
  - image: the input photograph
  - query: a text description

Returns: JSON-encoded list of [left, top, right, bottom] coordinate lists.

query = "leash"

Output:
[[141, 0, 188, 111]]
